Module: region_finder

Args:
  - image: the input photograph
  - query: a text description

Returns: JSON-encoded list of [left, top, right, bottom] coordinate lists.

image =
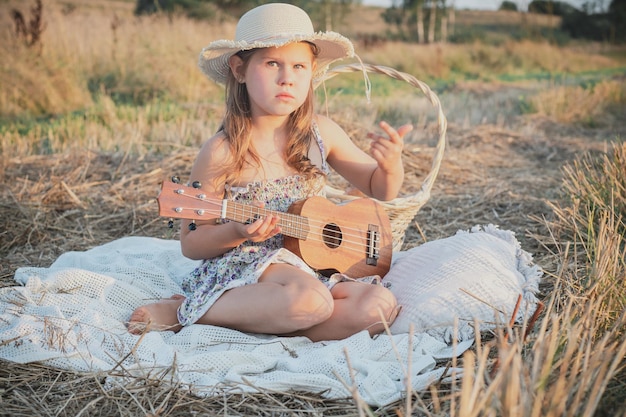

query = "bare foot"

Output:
[[127, 295, 185, 335]]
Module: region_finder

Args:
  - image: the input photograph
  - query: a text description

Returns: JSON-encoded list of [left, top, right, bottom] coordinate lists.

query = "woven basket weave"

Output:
[[317, 63, 448, 252]]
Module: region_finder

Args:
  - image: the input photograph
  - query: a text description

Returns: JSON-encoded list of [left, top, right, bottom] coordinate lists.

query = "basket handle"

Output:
[[317, 63, 448, 204]]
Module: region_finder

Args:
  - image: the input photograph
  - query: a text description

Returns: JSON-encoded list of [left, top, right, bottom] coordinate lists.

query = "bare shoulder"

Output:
[[314, 114, 351, 149], [189, 132, 232, 194], [315, 114, 347, 137], [197, 131, 231, 163]]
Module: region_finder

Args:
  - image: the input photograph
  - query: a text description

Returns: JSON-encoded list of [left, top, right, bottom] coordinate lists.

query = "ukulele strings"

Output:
[[173, 203, 377, 254], [167, 193, 386, 255], [173, 200, 372, 245]]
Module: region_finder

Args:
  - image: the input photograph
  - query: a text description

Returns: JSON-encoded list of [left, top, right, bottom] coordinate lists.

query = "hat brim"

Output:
[[198, 32, 355, 85]]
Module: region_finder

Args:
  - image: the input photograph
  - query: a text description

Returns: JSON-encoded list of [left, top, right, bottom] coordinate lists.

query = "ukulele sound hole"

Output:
[[322, 223, 342, 249]]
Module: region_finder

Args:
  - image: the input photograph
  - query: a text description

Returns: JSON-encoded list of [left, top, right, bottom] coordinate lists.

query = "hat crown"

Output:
[[235, 3, 315, 43], [198, 3, 354, 85]]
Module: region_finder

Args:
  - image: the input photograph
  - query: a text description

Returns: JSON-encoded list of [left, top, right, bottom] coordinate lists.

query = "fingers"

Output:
[[396, 123, 414, 139], [248, 213, 280, 235], [366, 122, 412, 157], [365, 121, 413, 175], [372, 121, 413, 144], [243, 204, 281, 242]]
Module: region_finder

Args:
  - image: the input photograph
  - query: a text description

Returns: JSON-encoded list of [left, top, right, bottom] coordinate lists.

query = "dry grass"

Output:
[[0, 0, 225, 118], [228, 6, 564, 40], [454, 9, 561, 27], [1, 0, 624, 122], [355, 39, 621, 82], [2, 115, 625, 415], [530, 79, 626, 124]]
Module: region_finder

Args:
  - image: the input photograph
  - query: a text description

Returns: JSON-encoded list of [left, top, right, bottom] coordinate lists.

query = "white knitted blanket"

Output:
[[0, 227, 540, 406]]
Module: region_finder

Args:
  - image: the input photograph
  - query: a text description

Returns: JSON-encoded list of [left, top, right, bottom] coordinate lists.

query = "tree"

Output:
[[382, 0, 451, 43], [499, 1, 518, 11], [608, 0, 626, 41], [416, 0, 425, 43], [427, 0, 436, 43], [560, 3, 613, 42], [134, 0, 256, 20], [528, 0, 579, 15], [381, 5, 407, 38], [292, 0, 358, 32]]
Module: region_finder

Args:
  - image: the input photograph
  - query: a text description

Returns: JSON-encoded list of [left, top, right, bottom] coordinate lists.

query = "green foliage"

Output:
[[133, 0, 360, 25], [499, 1, 518, 11], [448, 25, 571, 46], [87, 71, 168, 106], [379, 1, 451, 43], [381, 5, 404, 27], [510, 0, 621, 47], [561, 10, 613, 42], [290, 0, 359, 32], [528, 0, 579, 15], [515, 94, 535, 114], [609, 0, 626, 42], [524, 0, 622, 44], [447, 27, 486, 44], [134, 0, 221, 20]]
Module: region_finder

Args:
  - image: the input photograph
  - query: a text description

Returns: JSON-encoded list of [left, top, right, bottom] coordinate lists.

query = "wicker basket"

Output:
[[317, 63, 448, 252]]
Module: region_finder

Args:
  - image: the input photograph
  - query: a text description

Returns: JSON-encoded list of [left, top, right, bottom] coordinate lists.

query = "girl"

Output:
[[129, 3, 413, 342]]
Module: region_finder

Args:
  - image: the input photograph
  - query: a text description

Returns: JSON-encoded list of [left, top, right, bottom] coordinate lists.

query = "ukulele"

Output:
[[157, 180, 393, 277]]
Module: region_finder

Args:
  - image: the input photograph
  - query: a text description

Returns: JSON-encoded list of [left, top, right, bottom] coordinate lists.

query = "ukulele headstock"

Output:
[[157, 177, 219, 223]]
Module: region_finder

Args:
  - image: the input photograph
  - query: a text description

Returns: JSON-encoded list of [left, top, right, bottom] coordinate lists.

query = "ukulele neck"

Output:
[[223, 200, 310, 240]]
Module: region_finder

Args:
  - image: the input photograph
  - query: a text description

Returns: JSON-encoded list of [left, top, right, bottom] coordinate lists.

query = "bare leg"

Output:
[[287, 281, 399, 342], [128, 264, 334, 336], [194, 264, 334, 334], [127, 267, 397, 341]]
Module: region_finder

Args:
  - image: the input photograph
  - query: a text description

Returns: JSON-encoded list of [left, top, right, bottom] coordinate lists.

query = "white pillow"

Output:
[[386, 225, 542, 343]]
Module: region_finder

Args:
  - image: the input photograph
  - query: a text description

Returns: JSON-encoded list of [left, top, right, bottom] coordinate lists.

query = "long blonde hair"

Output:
[[219, 43, 325, 187]]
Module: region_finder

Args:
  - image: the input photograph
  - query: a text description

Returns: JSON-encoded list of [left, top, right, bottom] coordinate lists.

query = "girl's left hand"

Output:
[[367, 121, 413, 174]]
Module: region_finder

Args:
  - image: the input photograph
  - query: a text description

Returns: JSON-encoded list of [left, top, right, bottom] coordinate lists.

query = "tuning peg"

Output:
[[167, 219, 174, 229], [192, 180, 202, 189], [171, 176, 181, 184], [188, 221, 197, 231]]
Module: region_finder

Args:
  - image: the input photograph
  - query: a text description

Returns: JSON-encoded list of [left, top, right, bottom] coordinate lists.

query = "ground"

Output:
[[2, 83, 621, 281], [0, 81, 623, 416]]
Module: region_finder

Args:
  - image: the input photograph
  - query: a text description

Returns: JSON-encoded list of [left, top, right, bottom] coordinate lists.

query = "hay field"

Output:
[[1, 0, 626, 415]]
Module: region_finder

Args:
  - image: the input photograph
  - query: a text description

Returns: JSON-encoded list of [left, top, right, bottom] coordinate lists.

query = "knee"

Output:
[[352, 285, 398, 334], [284, 280, 334, 329]]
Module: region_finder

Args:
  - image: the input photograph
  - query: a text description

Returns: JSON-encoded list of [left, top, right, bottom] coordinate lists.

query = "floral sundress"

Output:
[[177, 128, 330, 327]]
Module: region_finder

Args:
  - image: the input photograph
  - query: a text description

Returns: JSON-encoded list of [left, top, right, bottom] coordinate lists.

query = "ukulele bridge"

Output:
[[366, 224, 381, 266]]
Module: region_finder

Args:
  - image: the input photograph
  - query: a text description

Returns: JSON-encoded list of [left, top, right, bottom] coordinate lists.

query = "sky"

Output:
[[361, 0, 591, 10]]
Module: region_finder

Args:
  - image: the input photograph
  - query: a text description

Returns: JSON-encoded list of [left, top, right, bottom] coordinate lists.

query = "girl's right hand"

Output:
[[235, 202, 281, 242]]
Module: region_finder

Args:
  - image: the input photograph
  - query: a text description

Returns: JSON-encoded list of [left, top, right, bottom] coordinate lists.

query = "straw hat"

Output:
[[198, 3, 355, 85]]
